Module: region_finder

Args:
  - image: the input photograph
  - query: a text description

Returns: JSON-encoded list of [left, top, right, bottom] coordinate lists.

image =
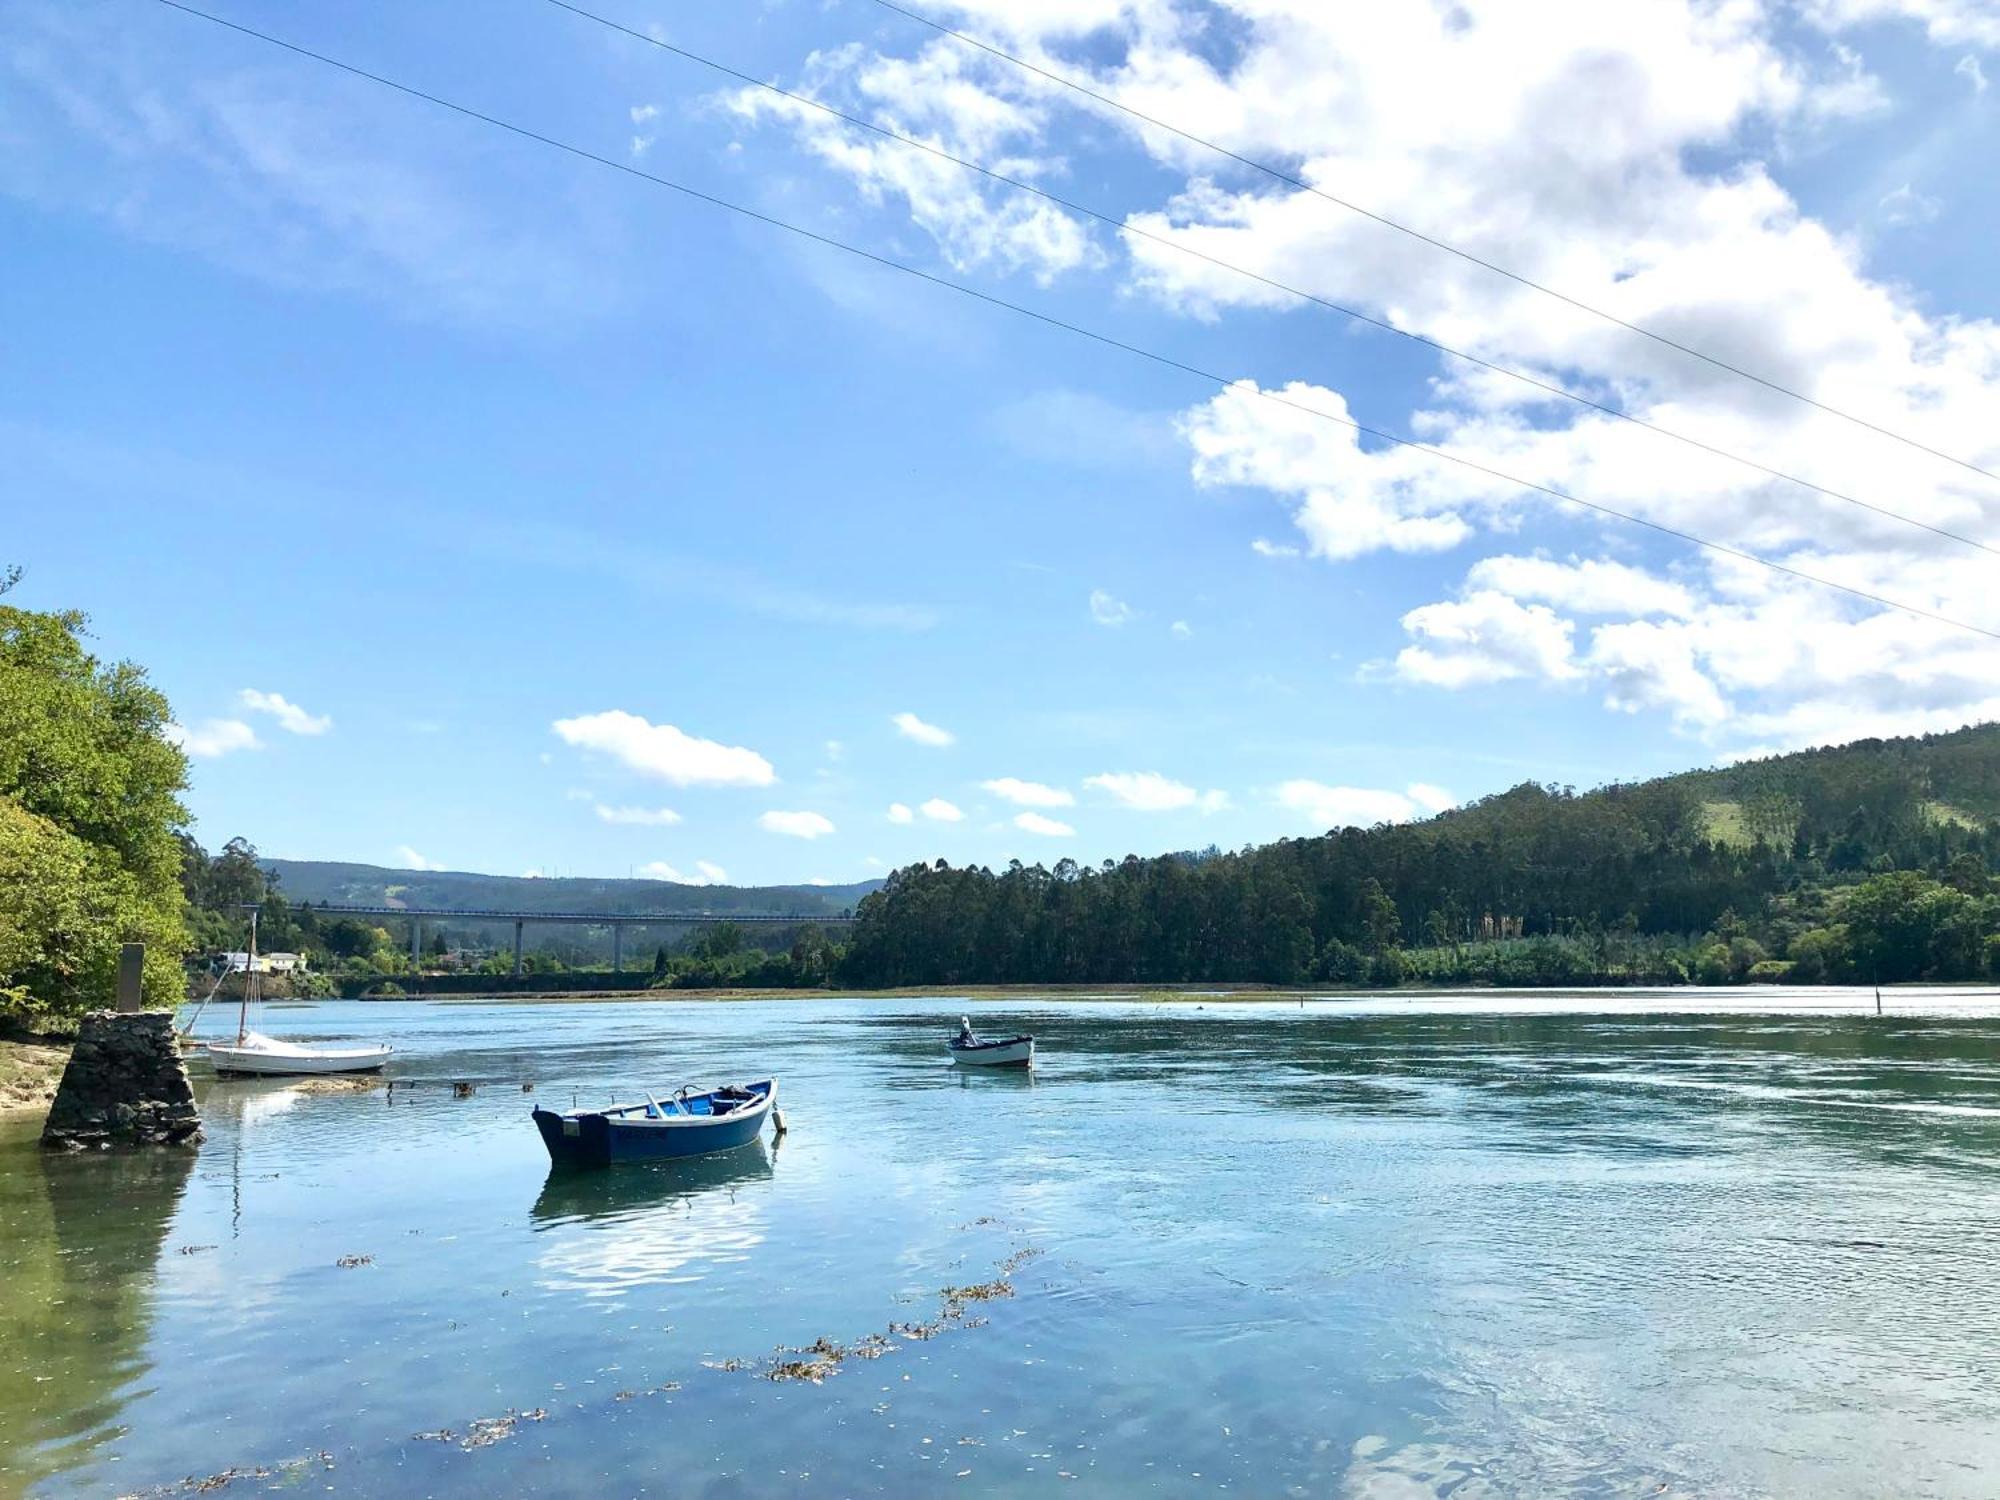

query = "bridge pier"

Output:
[[512, 920, 524, 976], [611, 923, 623, 974], [410, 917, 422, 964]]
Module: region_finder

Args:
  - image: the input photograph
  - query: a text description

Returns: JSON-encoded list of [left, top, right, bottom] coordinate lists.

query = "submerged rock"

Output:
[[41, 1011, 200, 1150]]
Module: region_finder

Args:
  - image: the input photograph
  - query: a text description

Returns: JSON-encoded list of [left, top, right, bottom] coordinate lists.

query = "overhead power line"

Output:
[[545, 0, 1997, 560], [148, 0, 2000, 645], [868, 0, 2000, 489]]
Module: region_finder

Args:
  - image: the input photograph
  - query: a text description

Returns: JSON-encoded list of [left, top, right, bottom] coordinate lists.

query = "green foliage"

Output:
[[1785, 927, 1847, 982], [0, 589, 190, 1023], [647, 923, 840, 990], [1839, 871, 1993, 983]]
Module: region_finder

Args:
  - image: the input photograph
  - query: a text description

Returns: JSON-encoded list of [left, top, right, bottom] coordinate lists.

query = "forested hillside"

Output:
[[841, 725, 2000, 989]]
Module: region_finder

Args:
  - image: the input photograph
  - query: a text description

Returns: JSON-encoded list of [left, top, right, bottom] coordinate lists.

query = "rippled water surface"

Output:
[[3, 993, 1999, 1498]]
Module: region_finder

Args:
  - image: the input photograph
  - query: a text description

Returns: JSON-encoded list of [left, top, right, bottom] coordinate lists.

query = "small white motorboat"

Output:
[[947, 1017, 1034, 1068], [206, 1031, 393, 1077]]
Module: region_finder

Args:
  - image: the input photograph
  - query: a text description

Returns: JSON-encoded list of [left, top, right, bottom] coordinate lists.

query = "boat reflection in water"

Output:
[[530, 1141, 775, 1299]]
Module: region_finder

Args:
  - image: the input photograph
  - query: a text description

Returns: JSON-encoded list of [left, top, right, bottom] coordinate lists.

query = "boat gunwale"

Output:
[[547, 1079, 777, 1131]]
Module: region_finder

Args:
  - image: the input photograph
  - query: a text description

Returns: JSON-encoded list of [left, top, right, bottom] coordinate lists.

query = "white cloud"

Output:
[[1089, 589, 1135, 626], [1171, 620, 1193, 638], [1464, 555, 1694, 619], [395, 845, 443, 871], [1959, 54, 1990, 90], [892, 711, 955, 747], [1587, 620, 1732, 727], [982, 776, 1075, 807], [1013, 811, 1075, 837], [1394, 592, 1581, 689], [1408, 783, 1458, 814], [760, 809, 837, 839], [238, 689, 332, 735], [919, 797, 966, 822], [165, 719, 261, 758], [1390, 552, 2000, 751], [824, 739, 845, 761], [552, 710, 775, 787], [1808, 0, 2000, 49], [1084, 771, 1229, 812], [638, 859, 730, 885], [1184, 382, 1475, 561], [1275, 781, 1451, 830], [724, 43, 1103, 287], [594, 804, 683, 826], [887, 802, 915, 824], [1878, 183, 1941, 228]]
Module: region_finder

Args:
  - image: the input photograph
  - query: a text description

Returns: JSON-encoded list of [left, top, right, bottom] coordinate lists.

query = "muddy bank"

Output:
[[0, 1036, 70, 1115]]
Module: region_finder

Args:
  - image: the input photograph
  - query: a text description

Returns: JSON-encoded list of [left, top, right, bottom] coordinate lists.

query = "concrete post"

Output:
[[612, 923, 623, 975], [116, 943, 145, 1012], [410, 918, 422, 964], [513, 920, 525, 976]]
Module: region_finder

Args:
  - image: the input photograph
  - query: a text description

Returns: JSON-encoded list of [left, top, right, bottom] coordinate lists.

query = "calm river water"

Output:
[[2, 994, 1998, 1498]]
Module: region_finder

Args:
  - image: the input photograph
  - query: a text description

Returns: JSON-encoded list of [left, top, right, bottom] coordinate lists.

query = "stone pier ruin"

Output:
[[41, 1010, 201, 1150]]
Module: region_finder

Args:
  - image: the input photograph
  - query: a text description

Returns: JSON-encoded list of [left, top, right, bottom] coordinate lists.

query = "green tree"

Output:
[[0, 585, 190, 1020], [1786, 926, 1848, 983], [1843, 872, 1967, 983]]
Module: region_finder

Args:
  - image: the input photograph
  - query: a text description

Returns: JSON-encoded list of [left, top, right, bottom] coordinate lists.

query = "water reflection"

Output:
[[0, 1133, 191, 1494], [531, 1143, 773, 1298], [956, 1067, 1037, 1090]]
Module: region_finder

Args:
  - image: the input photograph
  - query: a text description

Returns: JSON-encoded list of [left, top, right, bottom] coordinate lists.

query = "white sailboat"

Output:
[[203, 906, 393, 1078]]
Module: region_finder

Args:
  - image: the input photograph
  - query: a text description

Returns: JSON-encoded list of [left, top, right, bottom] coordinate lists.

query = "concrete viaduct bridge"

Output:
[[304, 904, 857, 975]]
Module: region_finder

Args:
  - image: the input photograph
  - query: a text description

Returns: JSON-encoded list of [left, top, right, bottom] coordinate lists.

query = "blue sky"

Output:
[[5, 0, 1998, 887]]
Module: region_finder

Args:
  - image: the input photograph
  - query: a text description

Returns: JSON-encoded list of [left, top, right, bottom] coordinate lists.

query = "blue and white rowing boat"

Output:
[[533, 1079, 778, 1167]]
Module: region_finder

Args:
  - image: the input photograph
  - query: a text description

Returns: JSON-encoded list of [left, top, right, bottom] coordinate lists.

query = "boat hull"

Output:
[[948, 1036, 1034, 1068], [534, 1080, 776, 1168], [205, 1043, 392, 1076]]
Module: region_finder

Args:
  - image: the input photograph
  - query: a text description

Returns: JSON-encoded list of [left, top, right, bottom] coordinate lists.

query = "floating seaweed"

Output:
[[335, 1254, 374, 1269], [175, 1244, 216, 1256], [458, 1408, 547, 1451], [117, 1451, 333, 1497], [723, 1244, 1042, 1380]]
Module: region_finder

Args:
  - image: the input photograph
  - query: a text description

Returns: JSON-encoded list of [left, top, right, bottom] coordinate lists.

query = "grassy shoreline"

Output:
[[0, 1037, 69, 1116]]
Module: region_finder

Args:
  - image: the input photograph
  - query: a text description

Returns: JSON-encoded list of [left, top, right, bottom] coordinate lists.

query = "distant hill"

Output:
[[262, 860, 877, 917], [1675, 726, 2000, 842], [840, 722, 2000, 988]]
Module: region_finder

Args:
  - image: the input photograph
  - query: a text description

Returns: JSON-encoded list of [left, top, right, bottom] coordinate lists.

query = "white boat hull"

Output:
[[205, 1038, 393, 1076], [948, 1037, 1034, 1068]]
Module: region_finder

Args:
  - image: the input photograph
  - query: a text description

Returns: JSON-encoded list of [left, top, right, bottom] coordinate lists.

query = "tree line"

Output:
[[834, 768, 2000, 990]]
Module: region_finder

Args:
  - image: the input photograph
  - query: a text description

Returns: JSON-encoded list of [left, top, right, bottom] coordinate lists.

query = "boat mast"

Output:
[[237, 904, 258, 1045]]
